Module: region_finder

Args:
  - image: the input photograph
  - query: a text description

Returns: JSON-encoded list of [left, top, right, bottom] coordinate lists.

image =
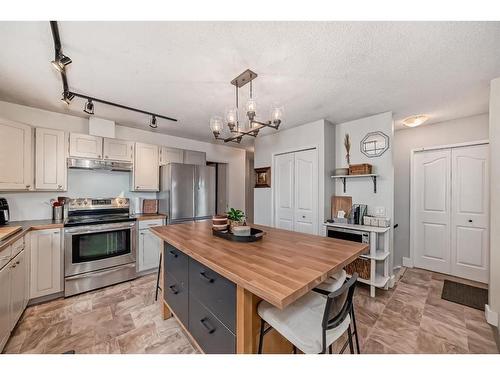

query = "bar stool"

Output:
[[155, 251, 162, 301], [314, 269, 347, 293], [257, 273, 360, 354]]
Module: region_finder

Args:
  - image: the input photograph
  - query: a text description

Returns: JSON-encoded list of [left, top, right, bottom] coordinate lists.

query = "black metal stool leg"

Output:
[[347, 326, 354, 354], [258, 318, 265, 354], [328, 344, 332, 354], [155, 252, 162, 301], [351, 306, 361, 354]]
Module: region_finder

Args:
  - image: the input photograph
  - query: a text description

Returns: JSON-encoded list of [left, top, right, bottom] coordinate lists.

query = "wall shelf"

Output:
[[331, 174, 378, 193]]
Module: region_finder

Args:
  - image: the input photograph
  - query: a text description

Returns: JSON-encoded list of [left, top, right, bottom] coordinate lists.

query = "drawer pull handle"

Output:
[[168, 285, 179, 295], [169, 250, 178, 258], [199, 271, 214, 283], [200, 318, 216, 334]]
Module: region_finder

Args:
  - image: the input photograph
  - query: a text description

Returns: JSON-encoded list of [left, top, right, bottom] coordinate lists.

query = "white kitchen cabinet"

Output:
[[69, 133, 103, 159], [0, 259, 11, 351], [30, 229, 62, 299], [103, 138, 134, 162], [138, 220, 164, 273], [0, 118, 33, 191], [183, 150, 206, 166], [35, 127, 67, 191], [159, 146, 184, 165], [132, 142, 159, 191], [10, 250, 27, 326]]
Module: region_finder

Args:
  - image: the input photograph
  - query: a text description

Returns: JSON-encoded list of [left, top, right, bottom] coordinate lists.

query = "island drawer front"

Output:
[[165, 243, 189, 285], [164, 272, 189, 327], [188, 258, 236, 333], [189, 294, 236, 354]]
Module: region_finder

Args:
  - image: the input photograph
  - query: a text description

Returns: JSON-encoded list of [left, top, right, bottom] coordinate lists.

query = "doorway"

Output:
[[411, 142, 489, 283]]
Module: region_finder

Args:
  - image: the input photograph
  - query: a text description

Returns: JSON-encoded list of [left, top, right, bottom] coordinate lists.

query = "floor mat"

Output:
[[441, 280, 488, 311]]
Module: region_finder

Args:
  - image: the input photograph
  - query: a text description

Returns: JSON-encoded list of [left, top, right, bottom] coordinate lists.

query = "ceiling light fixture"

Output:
[[209, 69, 283, 143], [51, 54, 72, 73], [61, 91, 75, 105], [83, 99, 94, 115], [402, 115, 429, 128], [150, 115, 157, 129]]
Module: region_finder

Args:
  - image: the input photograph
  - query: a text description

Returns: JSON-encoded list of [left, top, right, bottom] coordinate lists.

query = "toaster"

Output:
[[0, 198, 9, 225]]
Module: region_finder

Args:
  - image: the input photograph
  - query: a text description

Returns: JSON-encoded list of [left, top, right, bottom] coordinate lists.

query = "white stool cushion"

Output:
[[258, 292, 351, 354], [315, 269, 347, 293]]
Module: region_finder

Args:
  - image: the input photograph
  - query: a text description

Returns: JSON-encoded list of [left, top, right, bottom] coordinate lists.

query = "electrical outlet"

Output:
[[374, 206, 386, 217]]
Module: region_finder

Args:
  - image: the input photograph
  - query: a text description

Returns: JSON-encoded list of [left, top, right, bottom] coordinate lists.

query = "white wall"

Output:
[[334, 112, 394, 218], [253, 119, 335, 233], [489, 78, 500, 330], [393, 114, 489, 267], [0, 100, 246, 221]]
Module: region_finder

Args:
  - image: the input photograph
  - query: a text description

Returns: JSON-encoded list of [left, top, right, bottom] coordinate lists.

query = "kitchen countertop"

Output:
[[0, 219, 63, 251], [151, 221, 368, 309], [132, 213, 167, 221]]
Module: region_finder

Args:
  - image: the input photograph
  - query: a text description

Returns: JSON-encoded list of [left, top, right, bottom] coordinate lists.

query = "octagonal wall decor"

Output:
[[360, 131, 390, 158]]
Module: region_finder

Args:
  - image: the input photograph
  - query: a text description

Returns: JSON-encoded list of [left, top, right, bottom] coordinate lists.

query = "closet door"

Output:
[[451, 144, 489, 283], [294, 149, 318, 234], [413, 149, 451, 274], [274, 153, 295, 230]]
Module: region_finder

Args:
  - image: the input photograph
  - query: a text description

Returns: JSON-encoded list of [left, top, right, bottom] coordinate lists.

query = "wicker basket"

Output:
[[345, 257, 371, 280], [142, 199, 159, 214], [348, 163, 372, 175]]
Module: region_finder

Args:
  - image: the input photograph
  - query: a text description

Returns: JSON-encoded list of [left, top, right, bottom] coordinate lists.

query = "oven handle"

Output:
[[65, 223, 136, 235], [65, 263, 136, 280]]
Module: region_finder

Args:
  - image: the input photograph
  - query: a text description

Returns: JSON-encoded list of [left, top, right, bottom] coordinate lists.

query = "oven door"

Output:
[[64, 221, 136, 277]]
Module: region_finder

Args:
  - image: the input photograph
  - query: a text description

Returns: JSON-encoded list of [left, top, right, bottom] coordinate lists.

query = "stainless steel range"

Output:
[[64, 197, 137, 297]]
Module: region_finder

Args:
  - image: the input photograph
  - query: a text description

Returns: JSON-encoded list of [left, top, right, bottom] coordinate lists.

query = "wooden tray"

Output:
[[212, 228, 264, 242]]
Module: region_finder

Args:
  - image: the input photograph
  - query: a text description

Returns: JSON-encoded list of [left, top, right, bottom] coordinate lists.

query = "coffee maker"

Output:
[[0, 198, 9, 225]]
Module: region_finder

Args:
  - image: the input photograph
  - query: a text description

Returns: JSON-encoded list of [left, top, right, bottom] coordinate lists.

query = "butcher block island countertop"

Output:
[[150, 221, 368, 354]]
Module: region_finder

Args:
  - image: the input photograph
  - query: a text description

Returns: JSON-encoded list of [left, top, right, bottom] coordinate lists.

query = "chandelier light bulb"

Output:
[[210, 116, 223, 137], [271, 106, 283, 127], [226, 108, 238, 132], [246, 98, 257, 121]]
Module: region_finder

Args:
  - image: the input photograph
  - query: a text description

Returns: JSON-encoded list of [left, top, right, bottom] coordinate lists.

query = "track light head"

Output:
[[83, 99, 94, 115], [149, 115, 158, 129], [61, 91, 75, 105], [51, 54, 72, 72]]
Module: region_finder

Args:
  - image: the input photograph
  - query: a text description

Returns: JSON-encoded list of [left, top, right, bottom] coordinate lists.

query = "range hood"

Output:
[[67, 158, 132, 172]]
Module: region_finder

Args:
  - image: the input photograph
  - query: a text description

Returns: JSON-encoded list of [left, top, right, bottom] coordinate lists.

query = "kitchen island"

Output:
[[150, 221, 368, 354]]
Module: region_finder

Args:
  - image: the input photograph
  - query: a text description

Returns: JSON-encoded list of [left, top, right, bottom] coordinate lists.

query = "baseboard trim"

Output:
[[485, 304, 499, 327], [402, 257, 414, 268]]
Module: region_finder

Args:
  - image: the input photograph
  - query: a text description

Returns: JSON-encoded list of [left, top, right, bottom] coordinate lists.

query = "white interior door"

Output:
[[451, 145, 489, 283], [294, 149, 318, 234], [274, 152, 295, 231], [413, 149, 452, 274]]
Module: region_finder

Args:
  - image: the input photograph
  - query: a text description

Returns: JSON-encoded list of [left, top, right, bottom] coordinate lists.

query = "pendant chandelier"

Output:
[[209, 69, 283, 143]]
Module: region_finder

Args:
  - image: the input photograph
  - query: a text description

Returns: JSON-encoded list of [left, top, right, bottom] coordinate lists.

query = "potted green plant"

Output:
[[227, 208, 245, 232]]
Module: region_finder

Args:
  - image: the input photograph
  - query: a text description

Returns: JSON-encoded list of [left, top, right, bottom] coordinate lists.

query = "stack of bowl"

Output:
[[212, 215, 228, 231]]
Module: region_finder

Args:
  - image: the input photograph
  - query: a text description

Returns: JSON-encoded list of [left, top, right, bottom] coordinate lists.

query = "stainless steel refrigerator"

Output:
[[158, 163, 216, 224]]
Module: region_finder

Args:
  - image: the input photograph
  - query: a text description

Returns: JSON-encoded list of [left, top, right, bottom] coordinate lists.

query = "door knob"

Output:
[[468, 219, 473, 223]]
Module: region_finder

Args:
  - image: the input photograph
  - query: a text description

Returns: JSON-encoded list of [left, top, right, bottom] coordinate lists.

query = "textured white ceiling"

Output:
[[0, 21, 499, 148]]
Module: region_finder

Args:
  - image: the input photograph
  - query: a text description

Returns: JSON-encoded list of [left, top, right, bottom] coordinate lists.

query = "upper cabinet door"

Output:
[[35, 128, 67, 191], [0, 119, 33, 191], [133, 142, 159, 191], [159, 146, 184, 165], [183, 150, 206, 166], [69, 133, 103, 159], [103, 138, 134, 162]]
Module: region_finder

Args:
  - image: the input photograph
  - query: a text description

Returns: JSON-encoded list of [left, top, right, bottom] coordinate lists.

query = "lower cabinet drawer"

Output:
[[189, 294, 236, 354], [189, 258, 236, 333], [164, 272, 189, 327], [165, 243, 188, 285]]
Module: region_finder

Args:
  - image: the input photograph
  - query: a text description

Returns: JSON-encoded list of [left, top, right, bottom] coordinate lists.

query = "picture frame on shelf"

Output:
[[254, 167, 271, 188]]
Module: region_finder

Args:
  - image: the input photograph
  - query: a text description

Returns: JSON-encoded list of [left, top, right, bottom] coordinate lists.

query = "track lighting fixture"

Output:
[[83, 99, 94, 115], [51, 54, 72, 73], [150, 115, 157, 128], [61, 91, 75, 105]]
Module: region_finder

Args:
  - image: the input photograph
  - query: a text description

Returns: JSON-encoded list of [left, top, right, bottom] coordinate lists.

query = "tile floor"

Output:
[[2, 268, 498, 354]]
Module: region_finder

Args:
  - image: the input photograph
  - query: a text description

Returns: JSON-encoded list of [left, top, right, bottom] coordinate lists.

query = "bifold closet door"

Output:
[[294, 149, 318, 234], [275, 152, 295, 231], [274, 149, 318, 234], [413, 149, 452, 274], [451, 144, 489, 283]]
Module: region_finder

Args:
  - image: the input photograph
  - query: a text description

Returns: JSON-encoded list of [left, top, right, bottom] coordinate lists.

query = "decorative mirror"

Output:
[[360, 131, 390, 158]]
